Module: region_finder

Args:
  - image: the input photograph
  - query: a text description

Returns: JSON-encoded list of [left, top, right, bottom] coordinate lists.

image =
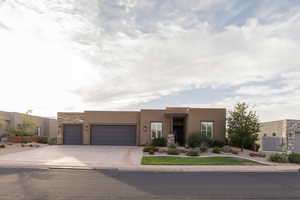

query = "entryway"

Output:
[[173, 117, 186, 146]]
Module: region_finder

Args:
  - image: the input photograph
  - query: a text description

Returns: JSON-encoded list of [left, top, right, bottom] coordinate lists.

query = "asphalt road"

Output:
[[0, 168, 300, 200]]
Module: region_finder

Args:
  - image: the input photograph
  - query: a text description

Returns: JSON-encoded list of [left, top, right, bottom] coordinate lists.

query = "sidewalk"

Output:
[[0, 162, 299, 172]]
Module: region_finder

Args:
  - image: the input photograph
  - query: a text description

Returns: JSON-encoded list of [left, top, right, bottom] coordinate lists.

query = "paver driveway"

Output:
[[0, 145, 143, 168]]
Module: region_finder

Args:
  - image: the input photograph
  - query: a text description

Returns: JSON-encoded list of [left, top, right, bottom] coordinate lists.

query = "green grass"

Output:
[[142, 156, 263, 165]]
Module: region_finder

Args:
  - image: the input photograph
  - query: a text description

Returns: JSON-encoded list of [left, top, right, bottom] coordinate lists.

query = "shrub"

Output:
[[212, 140, 225, 148], [186, 149, 199, 156], [168, 143, 177, 149], [0, 144, 6, 148], [38, 137, 48, 144], [167, 148, 179, 155], [269, 153, 288, 163], [288, 153, 300, 164], [231, 150, 239, 155], [212, 147, 221, 154], [199, 144, 208, 153], [48, 137, 57, 145], [151, 137, 167, 147], [143, 145, 157, 152], [187, 132, 212, 148], [148, 148, 155, 155]]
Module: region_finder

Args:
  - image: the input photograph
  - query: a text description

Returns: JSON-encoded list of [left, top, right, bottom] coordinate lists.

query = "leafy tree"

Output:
[[6, 110, 37, 137], [227, 102, 260, 152], [0, 120, 4, 129]]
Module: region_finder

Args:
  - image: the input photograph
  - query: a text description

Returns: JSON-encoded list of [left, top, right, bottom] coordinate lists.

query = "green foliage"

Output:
[[168, 143, 177, 149], [186, 149, 199, 156], [0, 120, 4, 129], [48, 137, 57, 145], [269, 153, 288, 163], [288, 153, 300, 164], [167, 148, 179, 155], [199, 143, 208, 152], [187, 132, 212, 148], [212, 147, 221, 154], [227, 102, 260, 151], [143, 145, 157, 153], [6, 110, 37, 136], [151, 137, 167, 147], [38, 137, 48, 144], [212, 140, 225, 148]]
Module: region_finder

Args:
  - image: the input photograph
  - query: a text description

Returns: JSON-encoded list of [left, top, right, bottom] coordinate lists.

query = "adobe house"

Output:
[[57, 107, 226, 146]]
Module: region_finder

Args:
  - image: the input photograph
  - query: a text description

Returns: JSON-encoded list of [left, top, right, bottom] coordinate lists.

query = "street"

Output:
[[0, 168, 299, 200]]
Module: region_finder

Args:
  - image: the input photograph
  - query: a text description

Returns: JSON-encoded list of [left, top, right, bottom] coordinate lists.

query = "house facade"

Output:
[[0, 111, 57, 139], [57, 107, 226, 146], [259, 119, 300, 152]]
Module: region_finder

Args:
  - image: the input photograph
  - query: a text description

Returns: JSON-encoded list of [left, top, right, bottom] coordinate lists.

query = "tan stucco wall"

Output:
[[186, 108, 226, 141], [258, 120, 287, 146], [140, 110, 172, 145]]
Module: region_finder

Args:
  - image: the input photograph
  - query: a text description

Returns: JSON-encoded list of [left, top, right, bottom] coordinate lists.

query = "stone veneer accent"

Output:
[[57, 112, 84, 144], [286, 120, 300, 153]]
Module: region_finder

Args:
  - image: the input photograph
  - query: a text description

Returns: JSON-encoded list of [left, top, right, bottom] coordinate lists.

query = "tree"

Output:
[[6, 110, 37, 137], [0, 120, 4, 129], [227, 102, 260, 152]]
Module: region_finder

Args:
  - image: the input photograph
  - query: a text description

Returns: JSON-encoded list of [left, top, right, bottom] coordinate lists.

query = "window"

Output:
[[151, 122, 163, 139], [200, 122, 213, 138]]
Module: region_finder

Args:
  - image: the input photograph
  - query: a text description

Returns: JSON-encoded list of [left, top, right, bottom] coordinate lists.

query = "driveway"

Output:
[[0, 145, 143, 168]]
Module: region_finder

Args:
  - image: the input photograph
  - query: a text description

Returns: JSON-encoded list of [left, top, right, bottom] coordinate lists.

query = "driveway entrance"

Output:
[[0, 146, 143, 168]]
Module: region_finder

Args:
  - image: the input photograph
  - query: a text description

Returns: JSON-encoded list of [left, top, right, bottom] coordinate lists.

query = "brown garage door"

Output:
[[63, 125, 83, 145], [91, 125, 136, 146]]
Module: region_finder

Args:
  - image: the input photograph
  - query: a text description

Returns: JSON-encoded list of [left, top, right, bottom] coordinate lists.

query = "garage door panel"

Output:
[[63, 125, 83, 145], [91, 125, 136, 146]]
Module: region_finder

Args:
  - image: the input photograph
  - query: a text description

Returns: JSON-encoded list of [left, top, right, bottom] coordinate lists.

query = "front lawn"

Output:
[[142, 156, 263, 165]]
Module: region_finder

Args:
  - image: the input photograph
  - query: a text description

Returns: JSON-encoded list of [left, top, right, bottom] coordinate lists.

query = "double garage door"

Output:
[[63, 125, 136, 146]]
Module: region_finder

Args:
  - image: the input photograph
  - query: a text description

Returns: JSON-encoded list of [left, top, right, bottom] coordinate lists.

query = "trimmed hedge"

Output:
[[269, 153, 288, 163], [151, 137, 167, 147], [187, 132, 212, 148], [288, 153, 300, 164]]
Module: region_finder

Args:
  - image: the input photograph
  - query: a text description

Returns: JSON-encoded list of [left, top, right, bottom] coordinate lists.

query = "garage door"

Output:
[[63, 125, 83, 145], [295, 132, 300, 152], [91, 125, 136, 146]]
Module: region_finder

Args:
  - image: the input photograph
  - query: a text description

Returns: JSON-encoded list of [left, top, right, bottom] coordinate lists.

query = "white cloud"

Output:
[[0, 0, 300, 121]]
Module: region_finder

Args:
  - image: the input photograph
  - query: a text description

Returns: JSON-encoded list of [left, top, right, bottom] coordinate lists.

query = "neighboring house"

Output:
[[57, 107, 226, 146], [0, 111, 57, 139], [259, 119, 300, 153]]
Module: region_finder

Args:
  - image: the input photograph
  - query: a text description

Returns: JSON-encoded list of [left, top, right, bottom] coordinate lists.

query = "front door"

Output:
[[173, 117, 185, 146]]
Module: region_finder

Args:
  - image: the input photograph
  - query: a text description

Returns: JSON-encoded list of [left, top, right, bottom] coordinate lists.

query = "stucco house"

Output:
[[0, 111, 57, 139], [57, 107, 226, 146], [258, 119, 300, 153]]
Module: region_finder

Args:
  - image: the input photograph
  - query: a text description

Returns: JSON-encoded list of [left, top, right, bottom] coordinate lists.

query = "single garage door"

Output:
[[295, 132, 300, 152], [63, 125, 83, 145], [91, 125, 136, 146]]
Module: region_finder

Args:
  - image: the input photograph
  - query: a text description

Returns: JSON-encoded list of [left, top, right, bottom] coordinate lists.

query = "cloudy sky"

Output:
[[0, 0, 300, 121]]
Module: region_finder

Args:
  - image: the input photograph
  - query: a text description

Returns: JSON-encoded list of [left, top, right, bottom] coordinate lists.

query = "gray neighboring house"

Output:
[[258, 119, 300, 153], [0, 111, 57, 139]]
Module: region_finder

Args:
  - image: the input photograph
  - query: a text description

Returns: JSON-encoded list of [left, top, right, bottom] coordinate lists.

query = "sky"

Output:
[[0, 0, 300, 121]]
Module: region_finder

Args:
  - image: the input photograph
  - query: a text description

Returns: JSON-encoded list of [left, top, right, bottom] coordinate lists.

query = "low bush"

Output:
[[168, 143, 177, 149], [288, 153, 300, 164], [143, 145, 157, 152], [186, 149, 199, 156], [212, 147, 221, 154], [0, 144, 6, 148], [231, 150, 239, 155], [151, 137, 167, 147], [38, 137, 48, 144], [167, 148, 179, 155], [269, 153, 288, 163], [187, 132, 212, 148], [199, 144, 208, 153], [148, 148, 155, 155], [48, 137, 57, 145], [212, 140, 225, 148]]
